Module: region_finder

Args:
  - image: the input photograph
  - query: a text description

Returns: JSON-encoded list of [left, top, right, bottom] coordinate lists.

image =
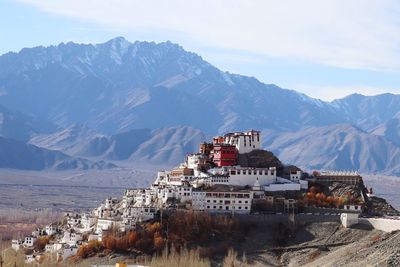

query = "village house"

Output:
[[11, 239, 23, 251], [80, 213, 97, 232], [123, 206, 156, 222], [45, 242, 63, 253], [32, 227, 47, 237], [45, 224, 59, 235], [25, 254, 36, 264], [62, 230, 83, 246], [96, 218, 122, 235], [24, 236, 37, 247]]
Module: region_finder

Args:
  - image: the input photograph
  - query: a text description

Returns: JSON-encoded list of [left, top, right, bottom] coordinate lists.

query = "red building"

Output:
[[212, 144, 237, 167]]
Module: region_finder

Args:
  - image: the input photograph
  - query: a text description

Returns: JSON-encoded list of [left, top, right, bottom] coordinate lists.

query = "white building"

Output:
[[157, 186, 176, 203], [340, 213, 359, 228], [192, 187, 252, 214], [62, 231, 82, 246], [45, 242, 63, 253], [24, 236, 37, 247], [80, 214, 97, 232], [32, 228, 46, 237], [290, 170, 302, 181], [67, 215, 82, 227], [191, 191, 206, 211], [96, 218, 122, 234], [214, 130, 261, 154], [204, 175, 230, 186], [186, 153, 208, 170], [25, 254, 36, 264], [45, 224, 58, 235], [177, 185, 192, 202], [210, 166, 277, 186], [11, 239, 23, 251], [123, 206, 156, 222]]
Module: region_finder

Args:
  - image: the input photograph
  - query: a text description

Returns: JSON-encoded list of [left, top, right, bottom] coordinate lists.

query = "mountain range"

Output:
[[0, 37, 399, 175]]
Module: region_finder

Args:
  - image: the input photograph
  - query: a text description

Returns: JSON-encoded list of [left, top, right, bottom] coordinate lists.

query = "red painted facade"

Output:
[[213, 144, 237, 167]]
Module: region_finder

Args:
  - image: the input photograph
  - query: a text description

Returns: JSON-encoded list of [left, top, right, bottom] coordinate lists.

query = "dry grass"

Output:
[[0, 208, 61, 224], [222, 248, 250, 267], [145, 247, 210, 267], [0, 247, 27, 267], [0, 208, 62, 241]]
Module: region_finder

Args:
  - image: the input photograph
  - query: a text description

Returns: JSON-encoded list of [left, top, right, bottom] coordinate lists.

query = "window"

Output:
[[238, 206, 242, 209], [207, 200, 210, 203], [213, 206, 216, 209], [213, 200, 216, 203], [245, 207, 248, 209], [207, 206, 210, 208]]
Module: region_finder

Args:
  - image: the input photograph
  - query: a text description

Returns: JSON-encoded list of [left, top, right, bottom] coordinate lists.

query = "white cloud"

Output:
[[19, 0, 400, 72]]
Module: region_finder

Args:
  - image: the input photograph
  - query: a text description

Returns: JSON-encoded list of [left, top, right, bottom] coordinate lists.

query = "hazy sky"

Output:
[[1, 0, 400, 100]]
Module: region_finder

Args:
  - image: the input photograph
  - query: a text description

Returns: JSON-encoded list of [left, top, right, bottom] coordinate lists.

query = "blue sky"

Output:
[[1, 0, 400, 101]]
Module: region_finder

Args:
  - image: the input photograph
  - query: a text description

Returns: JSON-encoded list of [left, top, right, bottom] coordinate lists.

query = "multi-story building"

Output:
[[24, 236, 37, 247], [186, 153, 209, 171], [167, 165, 195, 185], [212, 144, 237, 166], [192, 186, 253, 214], [213, 130, 261, 154]]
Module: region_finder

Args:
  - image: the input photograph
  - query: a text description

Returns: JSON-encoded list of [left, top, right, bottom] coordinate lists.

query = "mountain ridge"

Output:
[[0, 136, 116, 170], [0, 37, 399, 175]]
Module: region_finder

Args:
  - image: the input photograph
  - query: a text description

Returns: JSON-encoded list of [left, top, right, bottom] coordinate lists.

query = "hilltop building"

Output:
[[213, 130, 261, 154]]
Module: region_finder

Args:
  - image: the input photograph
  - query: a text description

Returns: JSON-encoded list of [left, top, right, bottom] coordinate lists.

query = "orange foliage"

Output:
[[153, 233, 166, 252], [76, 240, 103, 258], [36, 236, 50, 250], [94, 212, 245, 256], [127, 231, 138, 246], [309, 186, 318, 194]]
